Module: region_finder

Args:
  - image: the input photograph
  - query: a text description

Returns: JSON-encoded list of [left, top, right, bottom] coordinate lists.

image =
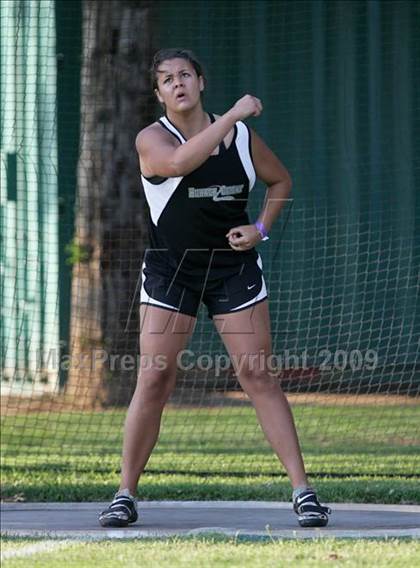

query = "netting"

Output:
[[1, 0, 419, 495]]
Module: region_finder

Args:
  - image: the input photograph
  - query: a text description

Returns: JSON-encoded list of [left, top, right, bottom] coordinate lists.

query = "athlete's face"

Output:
[[155, 58, 204, 112]]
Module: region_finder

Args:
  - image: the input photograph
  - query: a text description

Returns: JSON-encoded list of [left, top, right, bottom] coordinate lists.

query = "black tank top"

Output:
[[141, 113, 258, 286]]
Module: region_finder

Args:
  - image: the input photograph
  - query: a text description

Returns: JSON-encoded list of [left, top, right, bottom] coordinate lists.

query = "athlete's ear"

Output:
[[154, 88, 164, 104]]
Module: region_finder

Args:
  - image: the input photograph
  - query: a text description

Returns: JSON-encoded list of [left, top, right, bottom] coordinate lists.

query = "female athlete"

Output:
[[99, 48, 331, 529]]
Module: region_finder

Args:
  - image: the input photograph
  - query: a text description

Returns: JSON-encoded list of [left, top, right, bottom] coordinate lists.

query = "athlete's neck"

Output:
[[165, 105, 209, 140]]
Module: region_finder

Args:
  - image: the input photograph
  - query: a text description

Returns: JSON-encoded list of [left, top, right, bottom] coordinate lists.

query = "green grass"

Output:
[[1, 537, 420, 567], [1, 404, 419, 503]]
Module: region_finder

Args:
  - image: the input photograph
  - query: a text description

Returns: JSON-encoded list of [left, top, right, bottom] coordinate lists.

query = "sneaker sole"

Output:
[[99, 515, 138, 528], [298, 517, 329, 528]]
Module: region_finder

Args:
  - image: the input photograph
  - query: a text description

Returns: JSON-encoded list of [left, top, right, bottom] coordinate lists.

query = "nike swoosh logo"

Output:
[[297, 494, 316, 505], [247, 284, 256, 290]]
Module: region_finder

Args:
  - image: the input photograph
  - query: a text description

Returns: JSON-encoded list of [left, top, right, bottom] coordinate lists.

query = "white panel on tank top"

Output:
[[141, 116, 186, 226], [235, 122, 256, 191], [141, 175, 184, 226]]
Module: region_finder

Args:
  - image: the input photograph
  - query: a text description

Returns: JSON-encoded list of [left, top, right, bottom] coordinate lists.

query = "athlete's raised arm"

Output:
[[137, 94, 262, 179]]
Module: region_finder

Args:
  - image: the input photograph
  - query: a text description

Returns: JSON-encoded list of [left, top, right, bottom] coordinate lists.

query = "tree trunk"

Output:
[[65, 0, 156, 407]]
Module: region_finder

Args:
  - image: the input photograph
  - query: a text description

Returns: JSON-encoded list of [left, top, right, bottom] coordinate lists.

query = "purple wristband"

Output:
[[255, 221, 269, 241]]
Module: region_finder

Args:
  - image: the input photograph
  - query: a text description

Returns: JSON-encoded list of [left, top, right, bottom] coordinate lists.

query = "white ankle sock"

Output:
[[292, 486, 313, 501], [116, 488, 136, 500]]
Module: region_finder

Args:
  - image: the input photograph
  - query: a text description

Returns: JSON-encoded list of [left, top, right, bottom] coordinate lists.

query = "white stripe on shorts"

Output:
[[229, 254, 267, 311], [140, 262, 179, 311]]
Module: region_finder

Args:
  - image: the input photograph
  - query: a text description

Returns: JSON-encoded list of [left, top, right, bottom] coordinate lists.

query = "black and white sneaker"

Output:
[[293, 489, 331, 527], [99, 489, 138, 527]]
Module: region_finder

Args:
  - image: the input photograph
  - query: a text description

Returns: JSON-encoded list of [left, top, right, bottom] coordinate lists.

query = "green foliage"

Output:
[[64, 239, 90, 265]]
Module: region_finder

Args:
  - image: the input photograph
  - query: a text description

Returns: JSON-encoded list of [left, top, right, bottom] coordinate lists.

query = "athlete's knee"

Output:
[[136, 366, 176, 405], [237, 364, 279, 397]]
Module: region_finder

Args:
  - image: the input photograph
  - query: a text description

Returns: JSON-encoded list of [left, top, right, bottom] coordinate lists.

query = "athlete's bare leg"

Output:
[[213, 300, 308, 489], [120, 305, 196, 494]]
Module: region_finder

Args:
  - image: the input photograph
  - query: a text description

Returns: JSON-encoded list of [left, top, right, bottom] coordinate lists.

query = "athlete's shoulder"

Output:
[[135, 120, 177, 154]]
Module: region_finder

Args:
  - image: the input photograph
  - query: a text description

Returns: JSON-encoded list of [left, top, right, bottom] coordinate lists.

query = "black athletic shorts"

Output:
[[140, 254, 268, 318]]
